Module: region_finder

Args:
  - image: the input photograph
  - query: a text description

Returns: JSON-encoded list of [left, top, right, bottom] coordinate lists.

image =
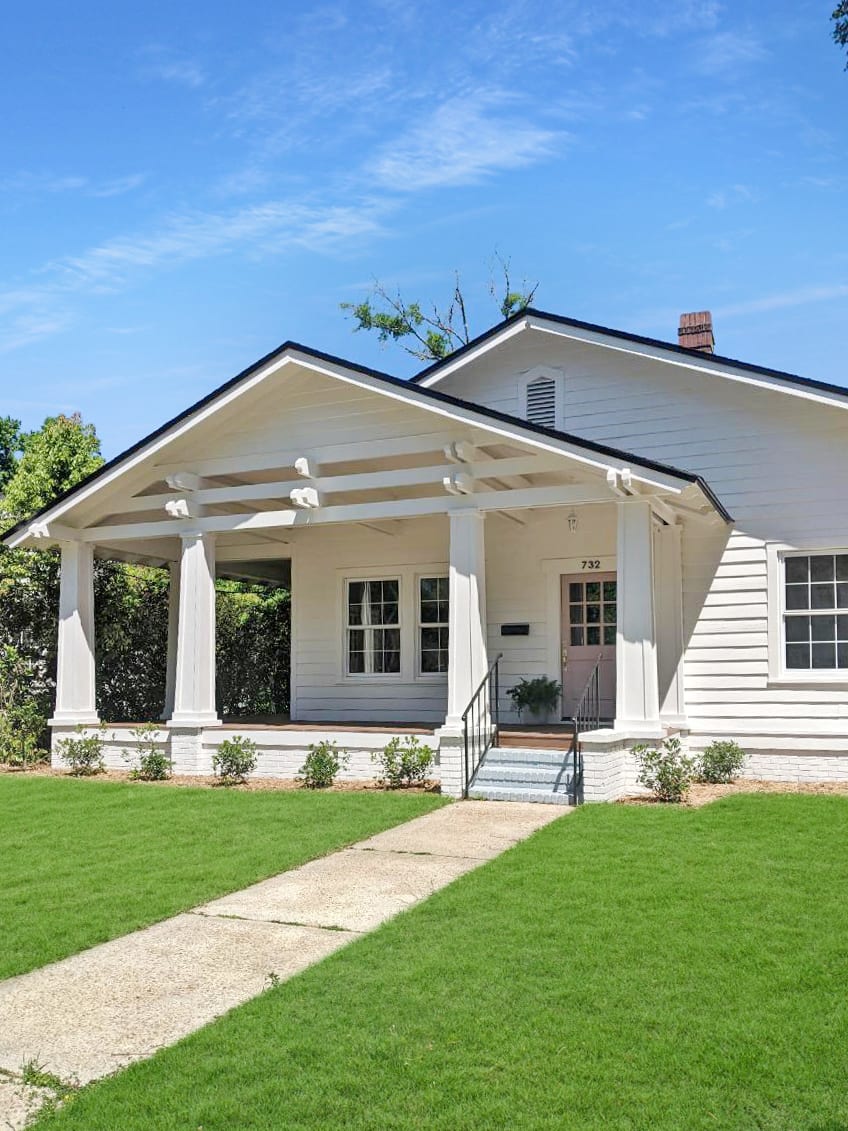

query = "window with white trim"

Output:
[[783, 553, 848, 671], [345, 578, 401, 675], [418, 576, 449, 674]]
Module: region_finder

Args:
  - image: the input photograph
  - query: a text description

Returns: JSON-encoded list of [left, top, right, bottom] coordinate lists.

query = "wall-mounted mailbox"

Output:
[[501, 623, 530, 636]]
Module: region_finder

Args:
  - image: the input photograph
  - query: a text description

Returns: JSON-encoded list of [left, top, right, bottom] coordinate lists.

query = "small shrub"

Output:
[[213, 736, 258, 784], [59, 727, 105, 776], [507, 676, 561, 721], [128, 722, 171, 781], [299, 740, 349, 788], [373, 735, 434, 789], [698, 739, 747, 784], [633, 736, 696, 803]]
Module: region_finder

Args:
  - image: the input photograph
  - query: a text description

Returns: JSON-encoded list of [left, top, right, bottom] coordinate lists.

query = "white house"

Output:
[[5, 307, 848, 801]]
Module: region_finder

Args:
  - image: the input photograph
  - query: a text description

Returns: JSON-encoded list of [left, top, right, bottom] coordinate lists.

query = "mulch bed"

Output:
[[0, 765, 439, 793], [618, 779, 848, 807]]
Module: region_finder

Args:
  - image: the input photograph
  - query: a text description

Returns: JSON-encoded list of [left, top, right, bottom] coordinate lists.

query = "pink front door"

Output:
[[560, 573, 617, 720]]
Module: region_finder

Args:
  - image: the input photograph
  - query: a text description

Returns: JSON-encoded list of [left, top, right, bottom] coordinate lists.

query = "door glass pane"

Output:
[[603, 604, 617, 624], [838, 556, 848, 581], [838, 584, 848, 608], [586, 604, 600, 624], [570, 627, 584, 646], [839, 643, 848, 668], [569, 604, 583, 626], [586, 581, 601, 601], [603, 625, 616, 645], [569, 582, 583, 602], [586, 626, 600, 646], [603, 581, 616, 602]]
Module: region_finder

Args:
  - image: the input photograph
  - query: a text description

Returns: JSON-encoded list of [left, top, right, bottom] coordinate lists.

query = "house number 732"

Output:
[[581, 560, 601, 570]]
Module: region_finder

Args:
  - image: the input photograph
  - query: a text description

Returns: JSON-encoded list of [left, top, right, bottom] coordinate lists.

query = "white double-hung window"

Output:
[[345, 579, 401, 675], [783, 552, 848, 671]]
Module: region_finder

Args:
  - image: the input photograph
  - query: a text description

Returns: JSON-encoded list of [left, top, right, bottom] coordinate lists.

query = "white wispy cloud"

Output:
[[371, 93, 560, 191], [695, 30, 767, 75], [139, 47, 205, 88], [707, 183, 758, 209], [714, 284, 848, 318], [0, 171, 146, 199], [0, 197, 389, 351]]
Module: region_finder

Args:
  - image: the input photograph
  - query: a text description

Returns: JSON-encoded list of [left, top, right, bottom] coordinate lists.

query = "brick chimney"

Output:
[[678, 311, 715, 354]]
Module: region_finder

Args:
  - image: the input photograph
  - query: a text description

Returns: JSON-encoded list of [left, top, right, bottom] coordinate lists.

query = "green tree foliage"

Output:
[[0, 417, 22, 492], [2, 413, 102, 523], [216, 582, 291, 718], [835, 1, 848, 65], [341, 255, 538, 361], [0, 414, 291, 746]]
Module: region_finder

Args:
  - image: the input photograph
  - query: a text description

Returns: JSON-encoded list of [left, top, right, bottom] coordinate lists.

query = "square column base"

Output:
[[613, 719, 664, 739], [49, 712, 101, 727], [166, 713, 221, 728]]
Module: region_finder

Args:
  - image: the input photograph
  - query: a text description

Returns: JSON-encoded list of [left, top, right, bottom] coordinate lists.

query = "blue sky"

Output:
[[1, 0, 846, 458]]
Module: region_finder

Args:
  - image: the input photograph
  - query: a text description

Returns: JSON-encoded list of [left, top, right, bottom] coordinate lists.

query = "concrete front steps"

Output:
[[468, 746, 578, 805]]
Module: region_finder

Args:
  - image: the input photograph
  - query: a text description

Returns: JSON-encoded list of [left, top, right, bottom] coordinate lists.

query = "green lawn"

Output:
[[0, 775, 444, 981], [33, 794, 848, 1130]]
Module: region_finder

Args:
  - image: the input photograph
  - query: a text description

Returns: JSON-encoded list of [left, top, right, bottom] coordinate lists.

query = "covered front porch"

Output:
[[45, 489, 708, 798], [8, 345, 729, 799]]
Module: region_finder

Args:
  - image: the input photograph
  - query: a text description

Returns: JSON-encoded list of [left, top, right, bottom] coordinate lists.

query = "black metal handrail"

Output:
[[568, 652, 604, 804], [461, 653, 503, 798]]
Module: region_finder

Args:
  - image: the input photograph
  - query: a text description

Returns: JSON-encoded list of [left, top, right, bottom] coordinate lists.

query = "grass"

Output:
[[0, 774, 444, 980], [31, 794, 848, 1130]]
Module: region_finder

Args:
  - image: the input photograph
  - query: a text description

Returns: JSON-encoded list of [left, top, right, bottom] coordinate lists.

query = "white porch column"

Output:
[[51, 541, 99, 726], [614, 501, 661, 735], [444, 509, 488, 729], [654, 522, 687, 727], [161, 561, 180, 721], [167, 533, 220, 727]]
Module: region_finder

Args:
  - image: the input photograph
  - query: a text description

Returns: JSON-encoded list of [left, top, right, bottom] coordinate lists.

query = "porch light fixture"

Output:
[[568, 511, 578, 533]]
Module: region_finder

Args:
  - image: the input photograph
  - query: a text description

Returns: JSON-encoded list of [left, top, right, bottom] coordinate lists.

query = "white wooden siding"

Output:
[[435, 332, 848, 752], [293, 504, 617, 725]]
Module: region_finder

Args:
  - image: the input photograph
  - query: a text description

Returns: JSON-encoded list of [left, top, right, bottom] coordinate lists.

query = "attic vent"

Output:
[[525, 376, 558, 429]]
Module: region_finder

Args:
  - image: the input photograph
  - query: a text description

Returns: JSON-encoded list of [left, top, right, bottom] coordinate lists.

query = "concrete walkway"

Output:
[[0, 801, 565, 1129]]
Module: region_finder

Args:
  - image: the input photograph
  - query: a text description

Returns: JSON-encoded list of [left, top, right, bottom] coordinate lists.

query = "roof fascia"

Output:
[[525, 315, 848, 411]]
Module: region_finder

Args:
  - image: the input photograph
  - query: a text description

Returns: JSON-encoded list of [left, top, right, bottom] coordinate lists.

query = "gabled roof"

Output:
[[1, 337, 732, 547], [412, 307, 848, 409]]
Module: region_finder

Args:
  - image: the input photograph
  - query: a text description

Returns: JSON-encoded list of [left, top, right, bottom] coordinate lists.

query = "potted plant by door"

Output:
[[507, 676, 562, 724]]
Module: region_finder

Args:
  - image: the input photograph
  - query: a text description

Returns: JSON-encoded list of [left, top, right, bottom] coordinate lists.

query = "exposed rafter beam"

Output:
[[153, 431, 466, 480], [71, 483, 624, 543], [92, 455, 570, 519]]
